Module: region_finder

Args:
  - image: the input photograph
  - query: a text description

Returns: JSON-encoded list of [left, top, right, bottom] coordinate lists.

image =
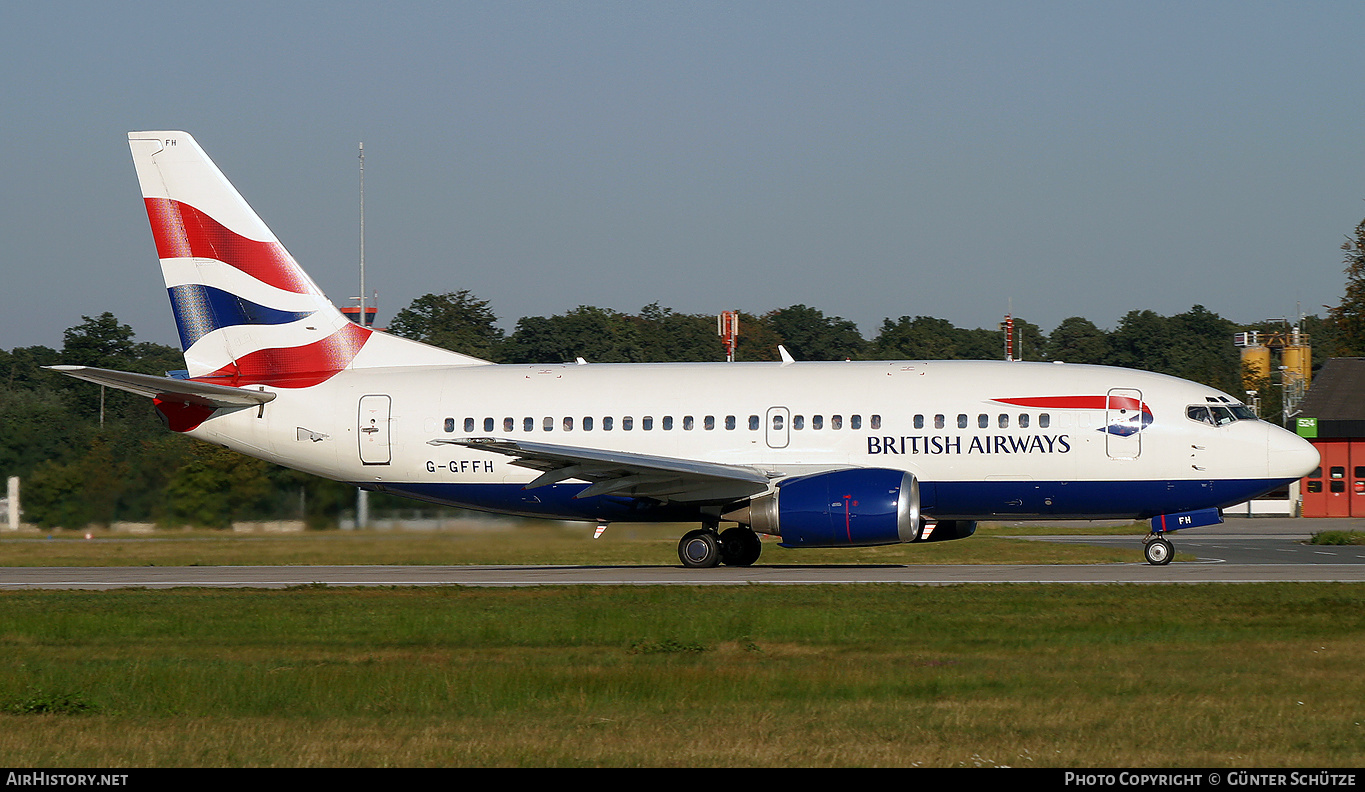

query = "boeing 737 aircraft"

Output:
[[51, 132, 1319, 566]]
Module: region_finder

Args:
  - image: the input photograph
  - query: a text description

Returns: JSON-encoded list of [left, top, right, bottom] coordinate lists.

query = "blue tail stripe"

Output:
[[167, 284, 314, 350]]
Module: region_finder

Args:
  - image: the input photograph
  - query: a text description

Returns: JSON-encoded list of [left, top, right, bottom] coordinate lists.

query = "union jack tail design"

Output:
[[128, 132, 484, 387]]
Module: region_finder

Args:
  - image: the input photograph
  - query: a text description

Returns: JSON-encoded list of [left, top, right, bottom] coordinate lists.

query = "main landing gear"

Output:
[[1142, 533, 1174, 566], [678, 523, 762, 568]]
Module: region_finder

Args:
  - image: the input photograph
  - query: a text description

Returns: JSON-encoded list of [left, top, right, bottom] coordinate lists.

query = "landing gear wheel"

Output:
[[719, 527, 762, 567], [679, 530, 722, 568], [1143, 536, 1173, 566]]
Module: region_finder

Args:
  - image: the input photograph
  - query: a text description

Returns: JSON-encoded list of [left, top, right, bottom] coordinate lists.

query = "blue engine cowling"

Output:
[[727, 468, 922, 548]]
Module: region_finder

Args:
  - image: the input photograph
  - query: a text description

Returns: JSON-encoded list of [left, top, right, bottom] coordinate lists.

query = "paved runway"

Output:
[[0, 518, 1362, 588]]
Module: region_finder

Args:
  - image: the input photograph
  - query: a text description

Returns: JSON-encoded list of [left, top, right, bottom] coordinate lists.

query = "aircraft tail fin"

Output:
[[127, 131, 487, 388]]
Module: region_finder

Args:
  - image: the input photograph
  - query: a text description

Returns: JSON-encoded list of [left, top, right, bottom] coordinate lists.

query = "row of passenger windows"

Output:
[[913, 413, 1052, 430], [445, 414, 883, 433], [441, 412, 1063, 434]]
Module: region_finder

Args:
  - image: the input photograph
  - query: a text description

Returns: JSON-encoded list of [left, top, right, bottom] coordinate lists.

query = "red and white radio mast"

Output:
[[718, 311, 740, 362]]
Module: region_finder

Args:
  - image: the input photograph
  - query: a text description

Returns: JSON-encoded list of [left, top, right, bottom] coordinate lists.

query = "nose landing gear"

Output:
[[1142, 534, 1174, 566], [1143, 508, 1221, 566]]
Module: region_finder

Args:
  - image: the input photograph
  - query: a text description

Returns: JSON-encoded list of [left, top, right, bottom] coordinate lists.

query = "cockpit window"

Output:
[[1187, 404, 1252, 426]]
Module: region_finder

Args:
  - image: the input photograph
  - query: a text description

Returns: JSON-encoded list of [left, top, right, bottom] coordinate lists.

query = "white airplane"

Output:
[[51, 132, 1319, 567]]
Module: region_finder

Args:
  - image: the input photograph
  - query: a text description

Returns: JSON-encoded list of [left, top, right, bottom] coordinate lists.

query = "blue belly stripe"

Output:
[[357, 478, 1296, 523]]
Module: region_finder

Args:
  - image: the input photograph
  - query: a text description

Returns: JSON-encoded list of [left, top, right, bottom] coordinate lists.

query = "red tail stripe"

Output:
[[143, 198, 317, 295], [194, 322, 371, 389]]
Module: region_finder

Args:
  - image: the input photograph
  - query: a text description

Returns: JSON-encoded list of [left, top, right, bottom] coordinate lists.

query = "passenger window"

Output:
[[543, 417, 554, 431], [484, 417, 494, 432], [998, 414, 1008, 429], [871, 415, 881, 430], [773, 415, 784, 430], [684, 416, 694, 430], [464, 417, 475, 433], [793, 415, 804, 430], [726, 415, 736, 430], [524, 417, 534, 431], [503, 417, 514, 432], [957, 414, 968, 429], [914, 414, 924, 429], [622, 416, 633, 431], [444, 418, 455, 433], [1039, 413, 1050, 428], [1018, 414, 1029, 428], [704, 416, 715, 430], [583, 417, 594, 431], [978, 414, 989, 429], [603, 417, 613, 431], [812, 415, 823, 430], [851, 415, 862, 430], [934, 414, 945, 429], [749, 415, 760, 430], [663, 416, 674, 430], [831, 415, 843, 430], [563, 417, 573, 431], [642, 416, 654, 431]]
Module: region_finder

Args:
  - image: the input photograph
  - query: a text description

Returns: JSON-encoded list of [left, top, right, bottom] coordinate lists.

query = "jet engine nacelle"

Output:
[[725, 468, 921, 548]]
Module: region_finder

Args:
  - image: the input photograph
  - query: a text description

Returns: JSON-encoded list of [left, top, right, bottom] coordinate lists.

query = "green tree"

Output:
[[633, 303, 725, 362], [731, 311, 784, 362], [1046, 316, 1110, 365], [870, 316, 964, 359], [1106, 306, 1239, 392], [162, 444, 275, 529], [387, 290, 505, 360], [22, 436, 128, 528], [762, 304, 866, 361], [501, 306, 644, 363], [53, 313, 181, 426], [869, 315, 1027, 361], [1329, 216, 1365, 356], [59, 313, 135, 368]]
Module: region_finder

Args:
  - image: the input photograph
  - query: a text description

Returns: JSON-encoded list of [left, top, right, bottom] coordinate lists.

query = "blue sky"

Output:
[[3, 1, 1363, 350]]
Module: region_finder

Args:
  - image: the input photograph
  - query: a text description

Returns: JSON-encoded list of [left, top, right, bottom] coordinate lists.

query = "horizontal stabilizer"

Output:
[[46, 365, 276, 408]]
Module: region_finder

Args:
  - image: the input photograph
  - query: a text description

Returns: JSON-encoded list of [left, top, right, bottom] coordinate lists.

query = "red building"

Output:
[[1296, 358, 1365, 517]]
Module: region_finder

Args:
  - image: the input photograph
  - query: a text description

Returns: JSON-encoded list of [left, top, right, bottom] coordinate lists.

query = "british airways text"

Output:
[[867, 434, 1072, 455]]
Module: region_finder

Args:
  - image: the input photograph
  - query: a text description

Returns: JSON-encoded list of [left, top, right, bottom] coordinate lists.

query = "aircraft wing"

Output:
[[429, 437, 774, 503], [46, 365, 275, 408]]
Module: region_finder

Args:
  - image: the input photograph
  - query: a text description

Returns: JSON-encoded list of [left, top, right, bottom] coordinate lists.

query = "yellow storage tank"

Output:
[[1240, 345, 1271, 389], [1282, 345, 1312, 387]]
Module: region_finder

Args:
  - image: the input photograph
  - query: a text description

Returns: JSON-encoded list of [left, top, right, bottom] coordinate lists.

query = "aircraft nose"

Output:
[[1268, 426, 1319, 479]]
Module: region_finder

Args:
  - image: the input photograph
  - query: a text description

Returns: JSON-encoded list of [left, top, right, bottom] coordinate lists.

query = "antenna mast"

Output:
[[358, 142, 366, 326], [356, 142, 368, 531]]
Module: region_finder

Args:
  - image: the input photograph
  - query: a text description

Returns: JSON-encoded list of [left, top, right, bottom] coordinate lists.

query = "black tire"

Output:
[[1144, 537, 1173, 566], [719, 527, 762, 567], [679, 529, 722, 568]]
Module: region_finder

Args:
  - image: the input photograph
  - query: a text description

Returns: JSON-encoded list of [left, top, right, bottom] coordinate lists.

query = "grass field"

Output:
[[0, 521, 1356, 767], [0, 520, 1147, 567], [0, 584, 1361, 767]]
